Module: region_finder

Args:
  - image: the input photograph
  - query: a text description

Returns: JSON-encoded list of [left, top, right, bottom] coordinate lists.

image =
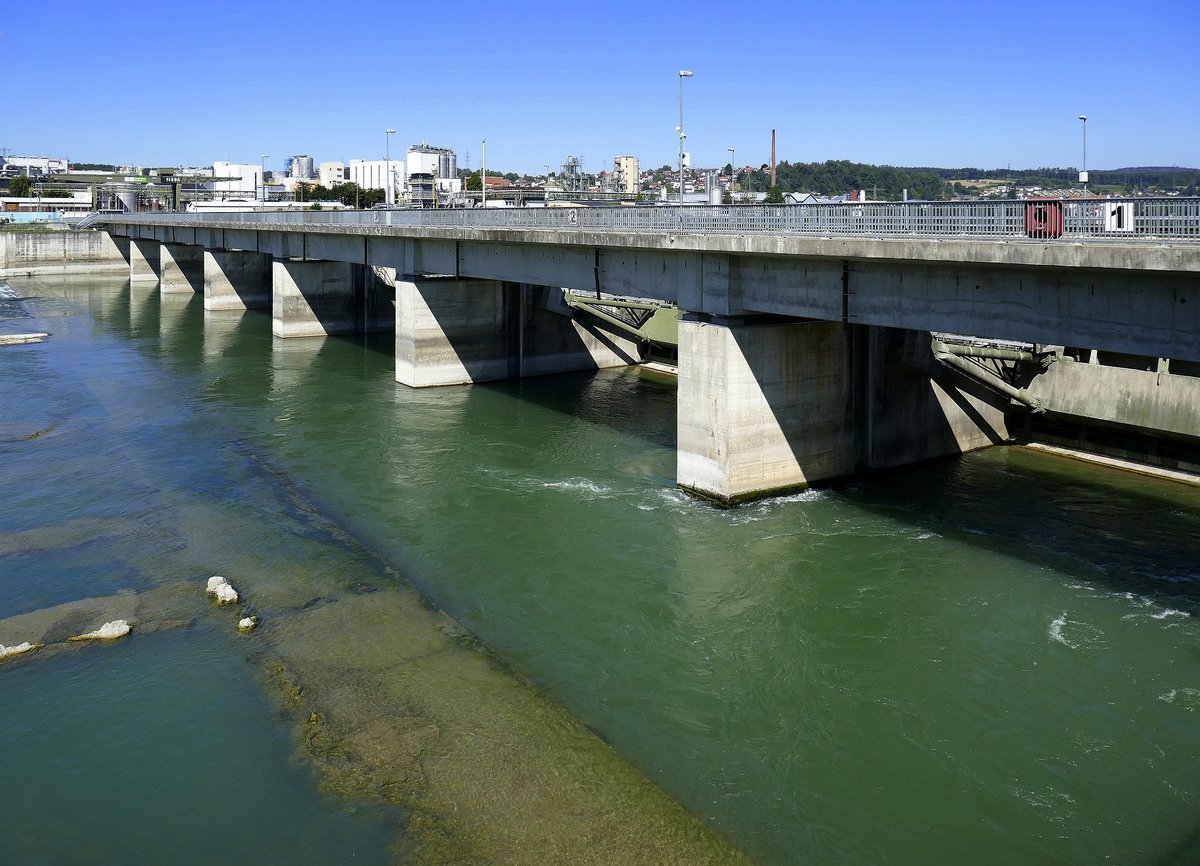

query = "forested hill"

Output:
[[740, 160, 1200, 200], [741, 160, 945, 200]]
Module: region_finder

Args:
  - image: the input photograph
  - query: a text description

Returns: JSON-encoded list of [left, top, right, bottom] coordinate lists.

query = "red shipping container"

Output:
[[1024, 198, 1064, 239]]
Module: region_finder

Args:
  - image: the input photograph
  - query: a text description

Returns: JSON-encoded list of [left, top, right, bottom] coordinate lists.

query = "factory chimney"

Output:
[[770, 129, 777, 189]]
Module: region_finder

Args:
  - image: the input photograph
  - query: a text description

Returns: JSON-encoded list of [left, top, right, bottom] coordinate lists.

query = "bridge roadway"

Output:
[[97, 204, 1200, 503]]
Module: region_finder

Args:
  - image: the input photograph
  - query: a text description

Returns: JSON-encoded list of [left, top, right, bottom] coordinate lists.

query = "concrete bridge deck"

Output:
[[86, 204, 1200, 503]]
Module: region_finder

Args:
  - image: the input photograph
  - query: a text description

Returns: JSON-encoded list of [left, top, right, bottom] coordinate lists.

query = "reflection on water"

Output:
[[2, 273, 1198, 866]]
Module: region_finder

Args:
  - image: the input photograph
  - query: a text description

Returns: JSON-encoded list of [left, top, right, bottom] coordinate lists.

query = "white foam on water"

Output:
[[1048, 611, 1075, 648], [1151, 608, 1190, 620], [540, 478, 617, 497], [1158, 687, 1200, 710]]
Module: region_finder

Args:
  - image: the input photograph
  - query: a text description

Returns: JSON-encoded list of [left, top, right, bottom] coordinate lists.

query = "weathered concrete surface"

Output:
[[0, 230, 129, 276], [518, 284, 640, 377], [204, 249, 271, 311], [395, 279, 639, 388], [1025, 357, 1200, 440], [272, 258, 359, 337], [863, 327, 1010, 470], [129, 237, 161, 282], [677, 317, 855, 502], [103, 219, 1200, 362], [160, 242, 204, 294], [396, 277, 509, 386]]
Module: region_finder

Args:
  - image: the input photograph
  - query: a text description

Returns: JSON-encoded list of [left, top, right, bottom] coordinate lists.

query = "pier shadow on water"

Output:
[[835, 445, 1200, 612]]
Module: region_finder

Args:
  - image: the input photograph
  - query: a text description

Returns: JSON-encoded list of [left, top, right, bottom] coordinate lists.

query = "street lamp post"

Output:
[[544, 162, 551, 201], [385, 129, 396, 207], [260, 154, 269, 202], [677, 70, 693, 207], [727, 146, 735, 201], [1078, 115, 1088, 197], [481, 139, 487, 207]]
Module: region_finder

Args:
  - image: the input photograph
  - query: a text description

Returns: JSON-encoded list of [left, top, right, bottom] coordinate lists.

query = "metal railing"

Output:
[[98, 198, 1200, 243]]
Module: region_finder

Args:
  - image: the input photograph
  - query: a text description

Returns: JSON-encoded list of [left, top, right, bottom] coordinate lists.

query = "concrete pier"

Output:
[[677, 317, 855, 503], [204, 250, 271, 311], [272, 259, 358, 338], [395, 278, 639, 388], [129, 238, 161, 283], [160, 243, 204, 294]]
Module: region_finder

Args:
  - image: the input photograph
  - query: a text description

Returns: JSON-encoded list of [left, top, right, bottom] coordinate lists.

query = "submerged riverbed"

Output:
[[2, 274, 1198, 865]]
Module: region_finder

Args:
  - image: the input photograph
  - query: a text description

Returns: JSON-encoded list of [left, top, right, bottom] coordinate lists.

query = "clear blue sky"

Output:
[[4, 0, 1197, 175]]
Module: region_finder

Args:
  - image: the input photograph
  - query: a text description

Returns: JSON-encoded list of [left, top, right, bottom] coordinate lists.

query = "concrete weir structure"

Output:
[[90, 210, 1200, 502]]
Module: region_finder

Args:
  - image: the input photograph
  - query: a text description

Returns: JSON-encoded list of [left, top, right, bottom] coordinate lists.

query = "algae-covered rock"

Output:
[[238, 616, 259, 632]]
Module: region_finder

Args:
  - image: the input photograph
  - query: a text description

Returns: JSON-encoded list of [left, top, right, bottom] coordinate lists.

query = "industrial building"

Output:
[[613, 155, 640, 196], [406, 144, 459, 208]]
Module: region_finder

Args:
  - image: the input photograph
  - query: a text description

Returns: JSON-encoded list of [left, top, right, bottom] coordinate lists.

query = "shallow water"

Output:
[[2, 273, 1199, 865]]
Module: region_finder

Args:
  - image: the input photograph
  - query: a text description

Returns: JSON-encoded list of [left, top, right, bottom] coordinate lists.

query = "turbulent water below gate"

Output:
[[2, 273, 1198, 866]]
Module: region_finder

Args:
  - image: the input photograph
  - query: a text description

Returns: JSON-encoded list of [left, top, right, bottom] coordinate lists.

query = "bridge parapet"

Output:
[[100, 198, 1200, 244]]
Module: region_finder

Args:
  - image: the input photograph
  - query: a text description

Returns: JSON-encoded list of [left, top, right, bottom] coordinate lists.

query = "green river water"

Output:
[[1, 273, 1198, 865]]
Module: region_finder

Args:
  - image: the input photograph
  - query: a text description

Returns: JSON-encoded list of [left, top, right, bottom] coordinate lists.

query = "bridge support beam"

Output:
[[395, 278, 639, 388], [271, 258, 392, 337], [129, 238, 161, 283], [204, 250, 271, 311], [677, 317, 855, 503], [160, 243, 204, 294]]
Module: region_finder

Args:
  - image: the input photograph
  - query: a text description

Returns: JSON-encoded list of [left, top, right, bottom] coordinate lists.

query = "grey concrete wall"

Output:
[[160, 243, 204, 294], [272, 259, 359, 337], [1025, 357, 1200, 440], [205, 250, 271, 311], [129, 238, 161, 282], [677, 317, 856, 503], [0, 230, 129, 276], [863, 327, 1010, 469]]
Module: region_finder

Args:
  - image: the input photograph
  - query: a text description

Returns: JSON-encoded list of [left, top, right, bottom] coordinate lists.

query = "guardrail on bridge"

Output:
[[99, 198, 1200, 243]]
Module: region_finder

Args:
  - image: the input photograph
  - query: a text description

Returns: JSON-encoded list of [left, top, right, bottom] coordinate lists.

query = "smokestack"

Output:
[[770, 129, 777, 189]]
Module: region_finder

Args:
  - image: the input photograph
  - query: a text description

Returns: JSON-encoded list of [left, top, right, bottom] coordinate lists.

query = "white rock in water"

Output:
[[206, 575, 240, 605], [0, 642, 42, 660], [237, 616, 259, 632], [71, 620, 132, 641]]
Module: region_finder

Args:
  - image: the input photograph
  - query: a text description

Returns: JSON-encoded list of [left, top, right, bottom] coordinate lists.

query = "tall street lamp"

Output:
[[385, 128, 396, 206], [1078, 115, 1088, 197], [260, 154, 269, 202], [727, 146, 735, 200], [544, 162, 551, 201], [481, 139, 487, 207], [678, 70, 693, 207]]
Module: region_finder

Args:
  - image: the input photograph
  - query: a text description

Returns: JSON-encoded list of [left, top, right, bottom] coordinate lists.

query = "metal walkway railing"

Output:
[[96, 198, 1200, 243]]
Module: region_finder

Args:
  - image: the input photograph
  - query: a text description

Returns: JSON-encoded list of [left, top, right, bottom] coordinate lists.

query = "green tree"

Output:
[[464, 172, 482, 191], [765, 186, 784, 204], [9, 175, 33, 197], [722, 189, 733, 205]]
